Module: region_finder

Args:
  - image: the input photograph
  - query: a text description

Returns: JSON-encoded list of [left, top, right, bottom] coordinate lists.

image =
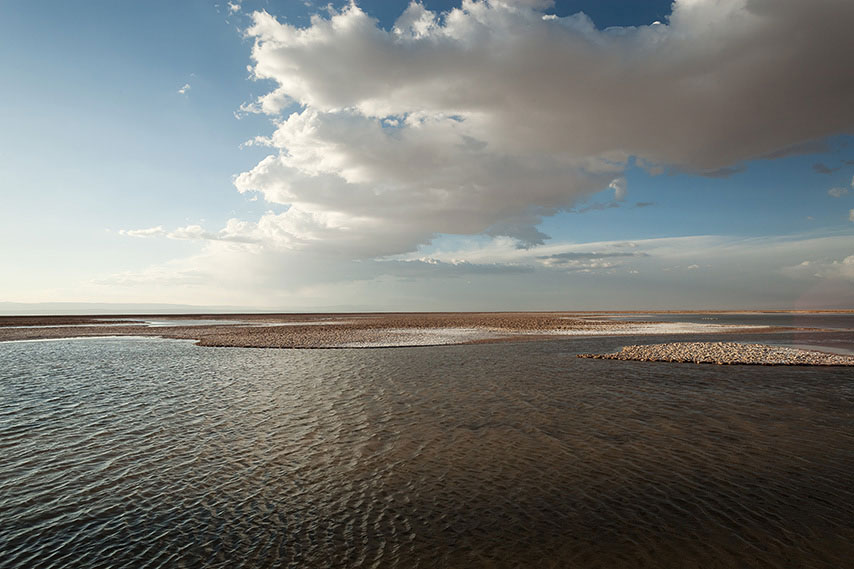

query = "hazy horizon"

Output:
[[3, 301, 854, 317]]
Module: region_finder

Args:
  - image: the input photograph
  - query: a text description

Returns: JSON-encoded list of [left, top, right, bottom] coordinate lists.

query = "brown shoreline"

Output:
[[0, 312, 619, 347], [0, 311, 823, 349]]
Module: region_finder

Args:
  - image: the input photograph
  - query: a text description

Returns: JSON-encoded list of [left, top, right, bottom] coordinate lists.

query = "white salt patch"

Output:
[[143, 319, 244, 327], [543, 322, 769, 336], [4, 323, 142, 329], [331, 322, 770, 347], [255, 320, 353, 327], [338, 328, 502, 348]]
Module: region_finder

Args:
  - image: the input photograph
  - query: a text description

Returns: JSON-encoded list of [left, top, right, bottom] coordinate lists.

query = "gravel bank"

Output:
[[578, 342, 854, 366]]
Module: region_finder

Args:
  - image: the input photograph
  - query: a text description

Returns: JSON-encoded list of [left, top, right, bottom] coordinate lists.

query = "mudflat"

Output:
[[0, 312, 802, 348]]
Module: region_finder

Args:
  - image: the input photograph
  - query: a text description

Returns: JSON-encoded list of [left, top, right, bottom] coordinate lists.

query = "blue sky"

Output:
[[1, 0, 853, 311]]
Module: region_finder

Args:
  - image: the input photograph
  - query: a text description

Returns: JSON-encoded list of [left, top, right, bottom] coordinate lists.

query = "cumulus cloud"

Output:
[[112, 0, 854, 310], [234, 109, 616, 251], [228, 0, 854, 257], [828, 186, 848, 198], [178, 83, 191, 95], [850, 209, 854, 222]]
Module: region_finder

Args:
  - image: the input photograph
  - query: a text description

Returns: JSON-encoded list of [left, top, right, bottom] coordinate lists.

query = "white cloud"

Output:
[[231, 0, 854, 256], [110, 1, 854, 310], [608, 177, 627, 202], [246, 1, 853, 166], [103, 232, 854, 309], [228, 2, 241, 14], [783, 254, 854, 282], [850, 208, 854, 222], [828, 186, 848, 198], [178, 83, 191, 95], [120, 223, 258, 244], [234, 109, 617, 250], [119, 226, 166, 238]]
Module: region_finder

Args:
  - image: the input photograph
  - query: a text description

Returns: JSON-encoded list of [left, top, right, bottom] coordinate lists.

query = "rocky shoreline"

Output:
[[578, 342, 854, 366]]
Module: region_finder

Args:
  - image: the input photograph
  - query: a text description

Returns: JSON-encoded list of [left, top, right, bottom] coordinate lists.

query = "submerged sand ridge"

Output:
[[579, 342, 854, 366]]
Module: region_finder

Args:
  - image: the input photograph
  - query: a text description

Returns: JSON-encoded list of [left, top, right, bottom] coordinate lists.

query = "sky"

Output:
[[1, 0, 853, 312]]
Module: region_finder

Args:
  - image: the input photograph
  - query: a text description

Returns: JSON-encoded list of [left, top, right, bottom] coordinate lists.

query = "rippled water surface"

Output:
[[2, 335, 853, 568]]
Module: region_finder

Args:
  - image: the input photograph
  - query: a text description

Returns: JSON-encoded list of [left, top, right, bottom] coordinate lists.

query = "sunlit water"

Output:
[[1, 330, 853, 568]]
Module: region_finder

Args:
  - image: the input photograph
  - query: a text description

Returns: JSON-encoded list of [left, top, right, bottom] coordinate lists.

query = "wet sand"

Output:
[[579, 341, 854, 366], [0, 312, 798, 348]]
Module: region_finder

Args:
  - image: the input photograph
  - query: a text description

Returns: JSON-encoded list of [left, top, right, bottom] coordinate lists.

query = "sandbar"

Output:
[[578, 341, 854, 366], [0, 312, 812, 349]]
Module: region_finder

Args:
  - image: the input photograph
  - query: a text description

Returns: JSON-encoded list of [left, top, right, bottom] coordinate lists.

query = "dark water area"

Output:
[[1, 334, 853, 568]]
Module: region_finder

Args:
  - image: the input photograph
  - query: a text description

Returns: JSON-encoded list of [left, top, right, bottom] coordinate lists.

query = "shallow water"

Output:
[[602, 312, 854, 331], [1, 334, 853, 568], [3, 319, 243, 329]]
